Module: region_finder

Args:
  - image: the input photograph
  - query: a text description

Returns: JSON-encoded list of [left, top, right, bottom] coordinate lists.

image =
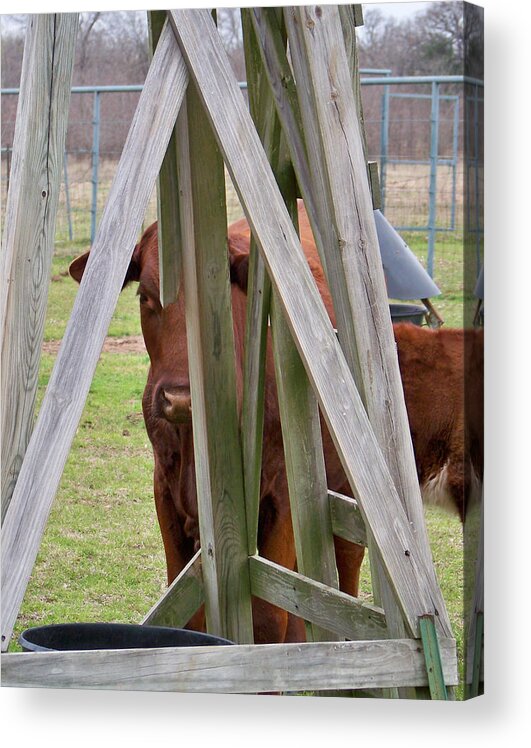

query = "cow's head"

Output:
[[69, 222, 251, 427]]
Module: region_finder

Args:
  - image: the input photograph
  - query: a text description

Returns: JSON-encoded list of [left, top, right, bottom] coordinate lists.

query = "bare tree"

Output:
[[217, 7, 246, 81], [77, 12, 102, 73], [358, 4, 466, 76]]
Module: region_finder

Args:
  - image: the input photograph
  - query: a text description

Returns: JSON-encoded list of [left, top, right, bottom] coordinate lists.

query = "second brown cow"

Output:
[[70, 202, 483, 643]]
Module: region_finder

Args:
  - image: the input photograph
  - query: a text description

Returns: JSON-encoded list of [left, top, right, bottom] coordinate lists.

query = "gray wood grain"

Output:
[[167, 8, 449, 639], [271, 290, 340, 643], [290, 2, 441, 585], [287, 7, 410, 694], [328, 490, 367, 546], [240, 10, 274, 555], [249, 556, 386, 642], [244, 11, 340, 642], [249, 8, 318, 224], [148, 11, 183, 307], [1, 21, 189, 651], [141, 550, 203, 628], [1, 637, 458, 692], [176, 87, 254, 644], [1, 14, 78, 522], [286, 9, 451, 698]]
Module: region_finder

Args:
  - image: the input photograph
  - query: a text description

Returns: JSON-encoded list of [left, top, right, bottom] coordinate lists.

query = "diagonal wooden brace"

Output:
[[1, 21, 189, 651], [167, 7, 451, 640]]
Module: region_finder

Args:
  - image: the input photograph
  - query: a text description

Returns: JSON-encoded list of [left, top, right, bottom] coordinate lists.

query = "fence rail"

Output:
[[1, 74, 483, 278]]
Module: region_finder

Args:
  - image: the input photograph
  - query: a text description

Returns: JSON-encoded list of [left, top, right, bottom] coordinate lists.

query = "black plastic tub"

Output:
[[389, 303, 427, 326], [19, 623, 233, 653]]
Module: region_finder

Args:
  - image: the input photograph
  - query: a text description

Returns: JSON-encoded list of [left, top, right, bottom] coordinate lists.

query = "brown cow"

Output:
[[70, 202, 483, 643]]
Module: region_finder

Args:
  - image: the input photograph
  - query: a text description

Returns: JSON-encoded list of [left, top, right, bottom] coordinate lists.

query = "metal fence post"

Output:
[[63, 150, 73, 241], [450, 94, 460, 232], [90, 90, 101, 244], [427, 80, 440, 278]]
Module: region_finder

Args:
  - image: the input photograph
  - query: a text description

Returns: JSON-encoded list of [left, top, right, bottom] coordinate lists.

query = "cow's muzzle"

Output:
[[159, 386, 192, 423]]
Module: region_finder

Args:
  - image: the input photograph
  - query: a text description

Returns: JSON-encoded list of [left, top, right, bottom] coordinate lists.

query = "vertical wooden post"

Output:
[[243, 10, 339, 643], [148, 11, 183, 307], [176, 85, 254, 644], [336, 6, 409, 697], [240, 10, 273, 556], [419, 615, 449, 700], [1, 14, 78, 522]]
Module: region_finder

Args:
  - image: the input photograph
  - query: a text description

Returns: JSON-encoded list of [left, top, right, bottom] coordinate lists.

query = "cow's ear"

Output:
[[123, 244, 141, 287], [229, 252, 249, 293], [68, 251, 90, 284], [69, 246, 141, 288]]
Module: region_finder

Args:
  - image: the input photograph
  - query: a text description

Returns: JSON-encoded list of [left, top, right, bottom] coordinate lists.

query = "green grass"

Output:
[[9, 210, 470, 696], [45, 249, 141, 341], [14, 352, 166, 649], [400, 231, 466, 327]]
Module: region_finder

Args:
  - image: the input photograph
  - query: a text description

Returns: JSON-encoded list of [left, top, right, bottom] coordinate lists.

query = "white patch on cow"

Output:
[[421, 463, 457, 514]]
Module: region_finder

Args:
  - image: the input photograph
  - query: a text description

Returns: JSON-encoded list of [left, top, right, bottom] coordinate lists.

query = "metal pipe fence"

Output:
[[360, 74, 483, 278], [1, 74, 483, 281]]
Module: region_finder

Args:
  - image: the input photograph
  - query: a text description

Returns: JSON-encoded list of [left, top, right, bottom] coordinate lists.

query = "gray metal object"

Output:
[[374, 209, 440, 300]]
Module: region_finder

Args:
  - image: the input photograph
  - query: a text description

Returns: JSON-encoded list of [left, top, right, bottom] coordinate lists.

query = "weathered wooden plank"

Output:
[[284, 8, 365, 392], [148, 11, 183, 307], [283, 6, 364, 390], [367, 161, 382, 210], [286, 6, 449, 696], [288, 2, 437, 577], [287, 5, 452, 644], [141, 550, 203, 628], [167, 8, 446, 639], [339, 4, 368, 165], [240, 10, 274, 555], [249, 556, 386, 641], [1, 14, 78, 522], [419, 615, 449, 700], [249, 8, 318, 223], [1, 638, 458, 692], [176, 86, 254, 644], [244, 8, 340, 642], [328, 490, 367, 546], [270, 289, 340, 643], [250, 4, 344, 304], [1, 22, 189, 651], [310, 9, 403, 680]]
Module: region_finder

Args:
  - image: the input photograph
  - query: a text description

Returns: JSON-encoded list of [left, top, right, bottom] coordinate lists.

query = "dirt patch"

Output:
[[42, 335, 146, 356]]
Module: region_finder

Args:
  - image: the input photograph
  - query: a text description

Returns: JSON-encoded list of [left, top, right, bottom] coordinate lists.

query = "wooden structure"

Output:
[[1, 7, 458, 697]]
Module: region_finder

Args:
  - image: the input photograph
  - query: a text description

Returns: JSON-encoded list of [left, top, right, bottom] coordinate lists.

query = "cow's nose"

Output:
[[159, 386, 192, 423]]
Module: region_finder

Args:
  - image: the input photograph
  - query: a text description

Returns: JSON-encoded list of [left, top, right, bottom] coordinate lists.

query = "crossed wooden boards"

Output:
[[1, 7, 457, 694]]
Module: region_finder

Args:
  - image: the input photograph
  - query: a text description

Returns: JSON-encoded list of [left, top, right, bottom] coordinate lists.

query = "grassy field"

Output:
[[9, 184, 467, 697]]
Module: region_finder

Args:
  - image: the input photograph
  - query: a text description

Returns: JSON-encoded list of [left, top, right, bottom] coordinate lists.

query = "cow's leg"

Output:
[[153, 464, 194, 585], [284, 612, 307, 642], [334, 536, 366, 598], [153, 469, 208, 632], [185, 605, 206, 633], [253, 491, 298, 643]]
